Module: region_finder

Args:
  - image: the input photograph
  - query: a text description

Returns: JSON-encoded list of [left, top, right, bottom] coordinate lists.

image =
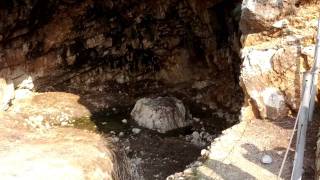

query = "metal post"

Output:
[[291, 73, 312, 180], [308, 18, 320, 121]]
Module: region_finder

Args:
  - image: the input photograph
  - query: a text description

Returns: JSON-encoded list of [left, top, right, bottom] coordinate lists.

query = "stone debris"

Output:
[[122, 119, 128, 124], [132, 128, 142, 134], [192, 117, 200, 122], [119, 132, 125, 137], [185, 131, 215, 147], [200, 149, 209, 157]]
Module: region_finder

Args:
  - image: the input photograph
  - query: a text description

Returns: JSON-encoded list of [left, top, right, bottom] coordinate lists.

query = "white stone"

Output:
[[261, 155, 273, 164], [14, 89, 33, 100], [131, 97, 191, 133], [193, 117, 200, 122], [132, 128, 141, 134], [272, 19, 288, 29], [61, 121, 68, 126], [121, 119, 128, 124], [119, 132, 124, 137], [201, 149, 209, 157]]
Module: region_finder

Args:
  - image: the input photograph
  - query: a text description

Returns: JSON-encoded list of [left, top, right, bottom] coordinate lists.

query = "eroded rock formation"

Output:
[[240, 0, 319, 119], [0, 0, 243, 121]]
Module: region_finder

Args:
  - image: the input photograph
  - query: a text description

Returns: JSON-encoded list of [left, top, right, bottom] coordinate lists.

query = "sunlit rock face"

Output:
[[239, 0, 319, 119]]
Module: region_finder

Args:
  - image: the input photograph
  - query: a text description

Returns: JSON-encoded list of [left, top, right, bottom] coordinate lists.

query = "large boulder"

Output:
[[240, 0, 293, 34], [131, 97, 191, 133], [241, 48, 290, 120]]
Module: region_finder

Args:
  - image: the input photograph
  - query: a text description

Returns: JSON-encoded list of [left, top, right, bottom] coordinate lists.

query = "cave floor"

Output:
[[172, 114, 319, 180]]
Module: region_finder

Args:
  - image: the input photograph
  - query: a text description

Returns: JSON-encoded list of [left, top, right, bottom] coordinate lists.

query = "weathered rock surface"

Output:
[[8, 92, 91, 127], [131, 97, 191, 133], [0, 0, 244, 121], [0, 112, 132, 180], [240, 3, 319, 119]]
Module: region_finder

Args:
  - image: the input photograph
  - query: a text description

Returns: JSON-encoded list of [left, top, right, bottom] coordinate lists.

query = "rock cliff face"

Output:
[[0, 0, 244, 119], [240, 0, 319, 119]]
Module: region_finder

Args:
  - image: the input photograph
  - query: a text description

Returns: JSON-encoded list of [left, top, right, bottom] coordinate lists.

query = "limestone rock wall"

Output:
[[0, 0, 244, 118], [239, 0, 319, 120]]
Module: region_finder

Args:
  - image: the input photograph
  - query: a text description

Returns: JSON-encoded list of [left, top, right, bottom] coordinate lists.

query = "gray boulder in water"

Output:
[[131, 97, 191, 133]]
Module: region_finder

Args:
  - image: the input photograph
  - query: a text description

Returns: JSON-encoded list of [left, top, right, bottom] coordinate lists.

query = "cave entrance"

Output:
[[1, 0, 243, 179]]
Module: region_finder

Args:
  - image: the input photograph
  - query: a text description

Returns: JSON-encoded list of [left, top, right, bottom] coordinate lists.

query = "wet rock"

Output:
[[131, 97, 191, 133]]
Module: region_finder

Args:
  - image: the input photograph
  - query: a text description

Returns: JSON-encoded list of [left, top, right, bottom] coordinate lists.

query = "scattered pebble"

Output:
[[119, 132, 124, 137], [202, 107, 207, 111], [122, 119, 128, 124], [261, 155, 273, 164], [201, 149, 209, 157], [183, 168, 193, 175], [132, 128, 141, 134], [110, 131, 116, 135], [61, 121, 68, 126], [101, 122, 107, 125], [112, 107, 117, 111], [193, 117, 200, 122]]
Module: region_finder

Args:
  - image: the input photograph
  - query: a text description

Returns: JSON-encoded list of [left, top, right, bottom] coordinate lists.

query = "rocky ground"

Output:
[[0, 111, 131, 180], [170, 107, 320, 180]]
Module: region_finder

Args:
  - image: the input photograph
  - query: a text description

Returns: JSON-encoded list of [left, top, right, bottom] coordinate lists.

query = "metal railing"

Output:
[[290, 18, 320, 180]]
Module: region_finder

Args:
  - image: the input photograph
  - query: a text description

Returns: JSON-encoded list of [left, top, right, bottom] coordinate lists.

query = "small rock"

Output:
[[261, 155, 273, 164], [122, 119, 128, 124], [61, 121, 68, 126], [132, 128, 141, 134], [193, 117, 200, 122], [112, 108, 117, 112], [201, 149, 209, 157], [119, 132, 124, 137], [202, 107, 207, 111], [112, 137, 120, 142], [183, 168, 194, 175], [192, 131, 200, 139], [101, 122, 107, 125], [110, 131, 116, 135]]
